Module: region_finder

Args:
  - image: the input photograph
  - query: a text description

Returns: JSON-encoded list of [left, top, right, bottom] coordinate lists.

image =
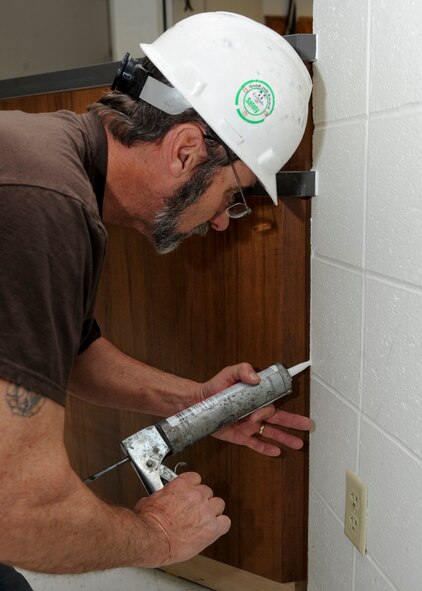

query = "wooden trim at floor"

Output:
[[161, 555, 306, 591]]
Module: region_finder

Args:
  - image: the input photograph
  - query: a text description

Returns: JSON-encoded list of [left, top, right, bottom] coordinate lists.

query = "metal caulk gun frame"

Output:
[[85, 361, 310, 494]]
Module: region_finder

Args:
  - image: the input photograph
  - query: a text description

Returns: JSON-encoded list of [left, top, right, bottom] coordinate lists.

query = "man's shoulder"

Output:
[[0, 110, 98, 211], [0, 109, 82, 140]]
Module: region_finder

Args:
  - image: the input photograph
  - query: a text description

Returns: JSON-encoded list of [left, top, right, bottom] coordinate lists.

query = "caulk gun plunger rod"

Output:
[[84, 457, 130, 484]]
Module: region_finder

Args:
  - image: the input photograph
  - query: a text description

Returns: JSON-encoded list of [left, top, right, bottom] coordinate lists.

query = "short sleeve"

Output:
[[0, 186, 105, 405]]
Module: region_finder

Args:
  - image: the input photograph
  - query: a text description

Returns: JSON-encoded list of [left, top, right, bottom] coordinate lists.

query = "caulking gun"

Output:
[[85, 360, 310, 494]]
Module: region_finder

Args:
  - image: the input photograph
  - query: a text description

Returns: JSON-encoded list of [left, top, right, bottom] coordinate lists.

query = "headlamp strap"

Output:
[[112, 53, 191, 115]]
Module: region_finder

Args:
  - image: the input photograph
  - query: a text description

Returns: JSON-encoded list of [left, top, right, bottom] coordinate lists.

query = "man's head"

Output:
[[92, 12, 311, 253], [138, 12, 312, 202], [92, 58, 256, 253]]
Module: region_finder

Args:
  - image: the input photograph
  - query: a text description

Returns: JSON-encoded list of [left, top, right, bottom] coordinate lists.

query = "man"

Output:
[[0, 11, 312, 581]]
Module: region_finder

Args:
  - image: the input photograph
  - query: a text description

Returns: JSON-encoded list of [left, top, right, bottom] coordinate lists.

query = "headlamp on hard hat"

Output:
[[112, 52, 191, 116]]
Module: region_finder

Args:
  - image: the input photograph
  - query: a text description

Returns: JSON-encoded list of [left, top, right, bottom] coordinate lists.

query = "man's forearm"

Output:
[[3, 469, 168, 573], [68, 337, 200, 416], [0, 385, 170, 573], [1, 381, 230, 573]]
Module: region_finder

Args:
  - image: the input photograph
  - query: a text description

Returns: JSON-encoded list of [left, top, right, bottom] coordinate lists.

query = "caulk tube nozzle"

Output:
[[157, 363, 292, 455], [288, 360, 311, 378]]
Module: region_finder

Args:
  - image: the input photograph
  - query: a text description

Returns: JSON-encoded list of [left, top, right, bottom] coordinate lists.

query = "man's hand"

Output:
[[200, 362, 314, 457], [134, 472, 230, 565], [0, 379, 229, 572]]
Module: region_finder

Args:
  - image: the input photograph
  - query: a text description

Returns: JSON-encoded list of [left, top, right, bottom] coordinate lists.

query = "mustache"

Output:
[[189, 222, 210, 237], [153, 221, 210, 255]]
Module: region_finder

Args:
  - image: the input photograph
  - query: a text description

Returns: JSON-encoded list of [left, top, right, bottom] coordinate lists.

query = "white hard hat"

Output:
[[141, 11, 312, 205]]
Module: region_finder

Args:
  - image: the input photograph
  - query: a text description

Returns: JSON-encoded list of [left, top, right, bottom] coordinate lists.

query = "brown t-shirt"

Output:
[[0, 109, 108, 405]]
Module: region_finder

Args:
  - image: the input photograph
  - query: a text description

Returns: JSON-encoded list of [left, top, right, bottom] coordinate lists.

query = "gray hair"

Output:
[[90, 57, 238, 171]]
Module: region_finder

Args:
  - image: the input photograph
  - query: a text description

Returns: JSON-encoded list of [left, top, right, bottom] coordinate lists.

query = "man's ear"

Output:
[[166, 124, 205, 178]]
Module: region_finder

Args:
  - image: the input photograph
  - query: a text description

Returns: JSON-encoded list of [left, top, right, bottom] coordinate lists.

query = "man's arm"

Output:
[[0, 379, 229, 573], [69, 337, 313, 453], [68, 337, 200, 416]]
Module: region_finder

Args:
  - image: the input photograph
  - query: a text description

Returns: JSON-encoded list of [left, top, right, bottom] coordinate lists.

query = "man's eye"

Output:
[[227, 193, 238, 207]]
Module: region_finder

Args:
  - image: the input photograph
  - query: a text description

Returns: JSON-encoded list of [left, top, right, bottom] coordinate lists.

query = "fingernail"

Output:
[[250, 371, 260, 381]]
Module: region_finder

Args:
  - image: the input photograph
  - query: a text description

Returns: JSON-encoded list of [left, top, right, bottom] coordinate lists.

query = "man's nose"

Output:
[[210, 211, 230, 231]]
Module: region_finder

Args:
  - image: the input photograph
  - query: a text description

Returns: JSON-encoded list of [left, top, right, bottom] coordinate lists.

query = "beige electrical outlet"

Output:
[[344, 469, 368, 554]]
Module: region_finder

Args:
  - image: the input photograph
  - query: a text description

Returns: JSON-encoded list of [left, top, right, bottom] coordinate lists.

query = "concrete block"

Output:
[[310, 377, 359, 518], [311, 259, 362, 404], [363, 277, 422, 457], [360, 420, 422, 591], [370, 0, 422, 112], [313, 122, 366, 267], [366, 109, 422, 287], [308, 489, 354, 591], [313, 0, 368, 123]]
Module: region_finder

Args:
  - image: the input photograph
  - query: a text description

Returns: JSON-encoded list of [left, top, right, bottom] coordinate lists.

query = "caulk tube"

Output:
[[156, 363, 293, 455]]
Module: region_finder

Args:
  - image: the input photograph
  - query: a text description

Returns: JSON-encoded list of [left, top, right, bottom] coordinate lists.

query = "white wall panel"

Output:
[[311, 2, 422, 590], [308, 490, 354, 591], [360, 421, 422, 591], [363, 277, 422, 457], [370, 0, 422, 112], [313, 122, 366, 266], [313, 0, 368, 124], [310, 378, 359, 518], [311, 259, 362, 404], [366, 109, 422, 287]]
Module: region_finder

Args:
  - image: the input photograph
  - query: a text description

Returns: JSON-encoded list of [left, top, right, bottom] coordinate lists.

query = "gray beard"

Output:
[[152, 210, 210, 254], [151, 166, 214, 254]]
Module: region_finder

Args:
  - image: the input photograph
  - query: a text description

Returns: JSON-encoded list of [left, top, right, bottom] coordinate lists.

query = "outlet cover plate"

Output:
[[344, 469, 368, 554]]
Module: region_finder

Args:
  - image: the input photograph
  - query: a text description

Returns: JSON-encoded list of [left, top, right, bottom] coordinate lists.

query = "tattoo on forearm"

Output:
[[5, 384, 45, 417]]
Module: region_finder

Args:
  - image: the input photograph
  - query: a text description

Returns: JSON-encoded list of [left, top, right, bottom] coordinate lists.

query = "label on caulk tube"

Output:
[[166, 364, 279, 427]]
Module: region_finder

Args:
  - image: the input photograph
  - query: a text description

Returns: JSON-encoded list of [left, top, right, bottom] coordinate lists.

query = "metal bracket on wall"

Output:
[[252, 171, 317, 198], [277, 170, 317, 198], [284, 34, 317, 62]]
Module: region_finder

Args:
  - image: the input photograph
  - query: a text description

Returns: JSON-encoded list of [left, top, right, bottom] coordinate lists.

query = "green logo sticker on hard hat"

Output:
[[235, 80, 275, 124]]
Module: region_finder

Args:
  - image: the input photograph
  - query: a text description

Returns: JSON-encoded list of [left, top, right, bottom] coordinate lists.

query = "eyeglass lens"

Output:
[[202, 133, 252, 219], [226, 161, 252, 219]]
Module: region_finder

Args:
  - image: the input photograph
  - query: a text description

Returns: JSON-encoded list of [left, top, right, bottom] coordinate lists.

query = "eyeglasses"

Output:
[[203, 134, 252, 219], [225, 158, 253, 219]]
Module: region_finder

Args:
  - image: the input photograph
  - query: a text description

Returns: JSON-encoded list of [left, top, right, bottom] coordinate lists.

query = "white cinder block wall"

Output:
[[309, 1, 422, 591]]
